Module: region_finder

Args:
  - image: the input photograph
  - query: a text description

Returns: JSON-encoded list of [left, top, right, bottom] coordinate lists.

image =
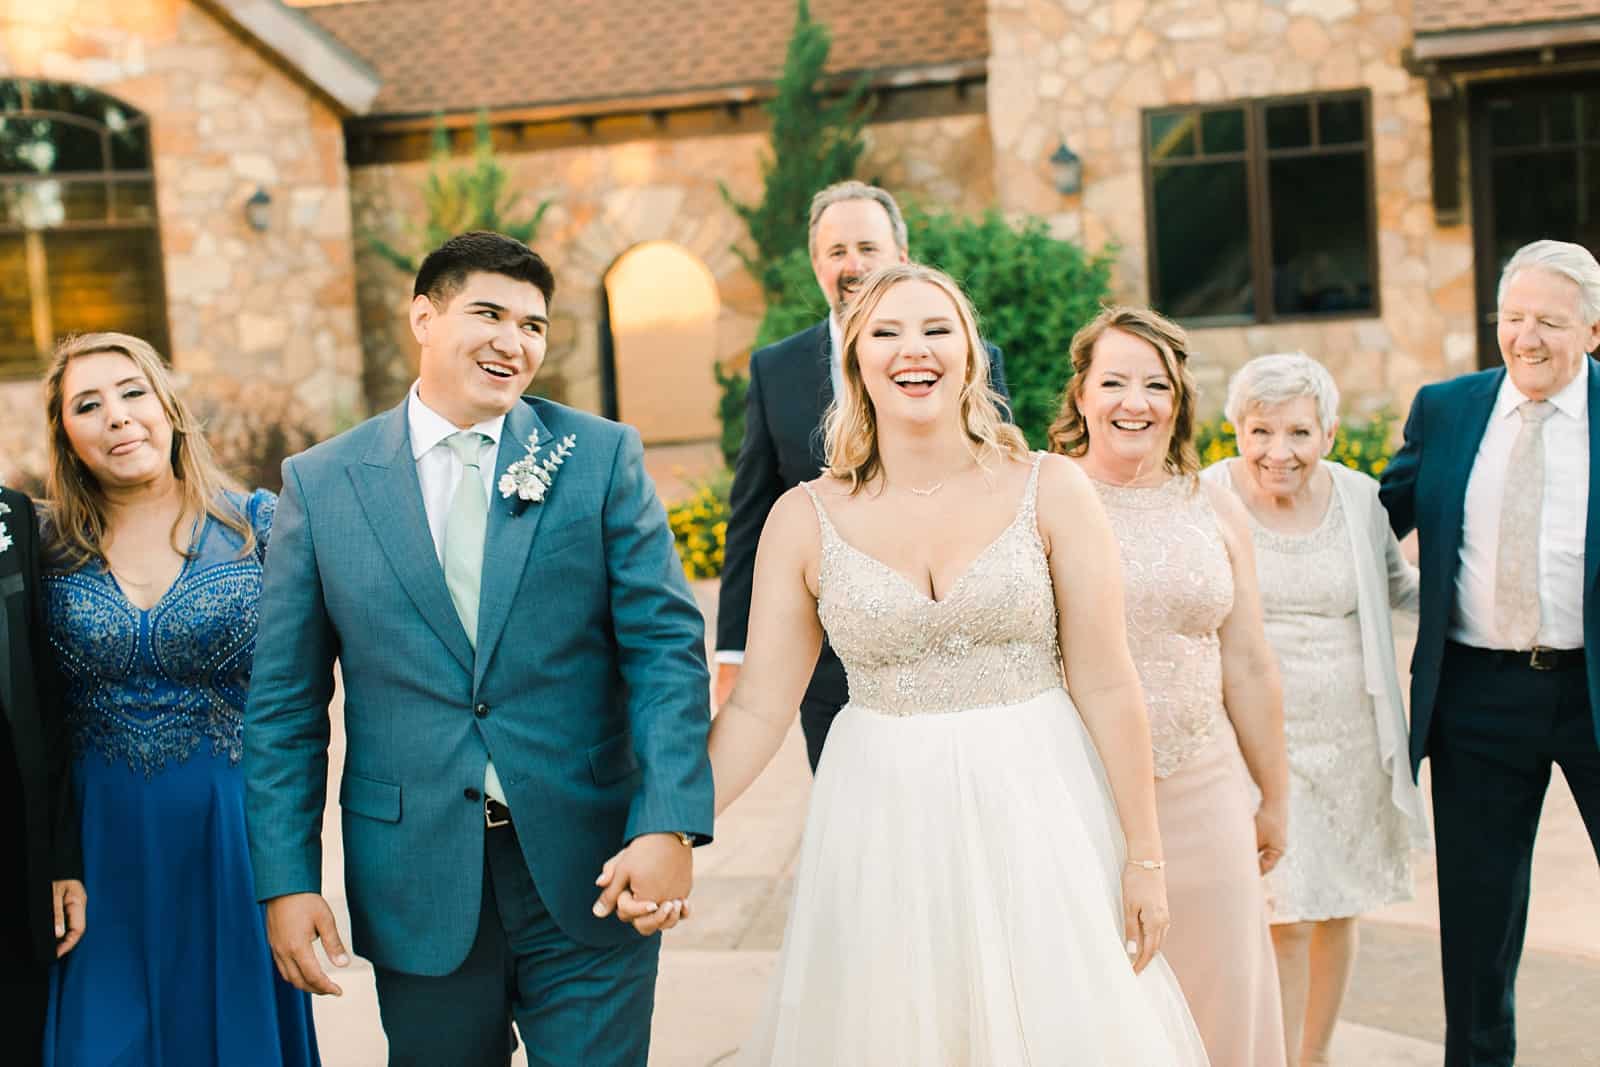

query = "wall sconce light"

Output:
[[244, 186, 272, 232], [1049, 140, 1083, 196]]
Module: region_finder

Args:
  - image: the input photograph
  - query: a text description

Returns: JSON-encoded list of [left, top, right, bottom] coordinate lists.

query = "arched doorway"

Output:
[[601, 241, 720, 445]]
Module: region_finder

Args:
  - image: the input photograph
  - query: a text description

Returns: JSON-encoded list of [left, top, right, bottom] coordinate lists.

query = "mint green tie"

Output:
[[443, 431, 490, 649]]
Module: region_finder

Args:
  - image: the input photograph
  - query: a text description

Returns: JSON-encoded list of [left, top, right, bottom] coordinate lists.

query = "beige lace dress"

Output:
[[1093, 474, 1287, 1067], [737, 455, 1208, 1066]]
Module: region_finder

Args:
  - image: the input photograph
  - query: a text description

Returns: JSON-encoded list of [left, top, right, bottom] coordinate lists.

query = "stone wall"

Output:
[[0, 0, 361, 484], [349, 109, 997, 433], [986, 0, 1478, 417]]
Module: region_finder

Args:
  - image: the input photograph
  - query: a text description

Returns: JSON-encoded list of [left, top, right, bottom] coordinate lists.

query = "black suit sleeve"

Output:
[[986, 342, 1011, 411], [21, 497, 80, 882], [1379, 387, 1425, 539], [717, 355, 783, 656]]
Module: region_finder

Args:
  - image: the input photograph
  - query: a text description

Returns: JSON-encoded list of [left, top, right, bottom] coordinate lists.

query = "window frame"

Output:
[[0, 79, 170, 379], [1141, 88, 1381, 328]]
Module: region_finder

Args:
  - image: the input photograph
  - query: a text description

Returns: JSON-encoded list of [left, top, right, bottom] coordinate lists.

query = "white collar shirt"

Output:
[[1451, 367, 1589, 649], [406, 382, 505, 564]]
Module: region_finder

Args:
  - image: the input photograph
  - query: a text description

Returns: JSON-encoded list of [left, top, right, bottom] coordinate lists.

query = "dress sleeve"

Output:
[[247, 488, 278, 563]]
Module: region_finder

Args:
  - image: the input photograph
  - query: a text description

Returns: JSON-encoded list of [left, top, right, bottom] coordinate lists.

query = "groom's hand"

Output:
[[592, 833, 694, 935], [266, 892, 350, 996]]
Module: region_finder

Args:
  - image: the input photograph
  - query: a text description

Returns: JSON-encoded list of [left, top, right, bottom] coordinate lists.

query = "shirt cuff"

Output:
[[713, 650, 745, 665]]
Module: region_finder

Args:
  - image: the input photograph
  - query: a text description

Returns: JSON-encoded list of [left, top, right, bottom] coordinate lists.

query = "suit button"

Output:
[[474, 702, 489, 719], [463, 787, 481, 802]]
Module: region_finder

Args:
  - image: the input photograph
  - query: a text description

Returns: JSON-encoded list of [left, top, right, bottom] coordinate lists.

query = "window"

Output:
[[0, 80, 168, 376], [1143, 91, 1378, 324]]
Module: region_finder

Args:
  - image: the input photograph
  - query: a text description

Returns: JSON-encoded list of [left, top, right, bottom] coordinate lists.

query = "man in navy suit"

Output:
[[715, 181, 1007, 770], [1380, 239, 1600, 1067]]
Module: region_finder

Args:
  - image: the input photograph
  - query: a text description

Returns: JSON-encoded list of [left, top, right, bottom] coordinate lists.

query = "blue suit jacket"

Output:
[[1378, 358, 1600, 777], [244, 397, 713, 975]]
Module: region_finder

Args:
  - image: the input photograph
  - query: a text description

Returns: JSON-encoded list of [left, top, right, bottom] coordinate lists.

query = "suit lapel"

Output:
[[349, 404, 474, 674], [474, 399, 551, 687], [807, 321, 833, 474], [1586, 358, 1600, 595]]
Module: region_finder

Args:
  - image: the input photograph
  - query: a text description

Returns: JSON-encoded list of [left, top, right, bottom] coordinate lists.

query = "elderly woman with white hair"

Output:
[[1201, 354, 1427, 1067]]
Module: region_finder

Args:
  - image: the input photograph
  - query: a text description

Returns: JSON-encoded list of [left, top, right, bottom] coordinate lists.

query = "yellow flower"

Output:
[[1370, 458, 1387, 475]]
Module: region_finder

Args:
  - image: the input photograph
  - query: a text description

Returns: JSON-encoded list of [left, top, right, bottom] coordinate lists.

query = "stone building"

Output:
[[3, 0, 1597, 483]]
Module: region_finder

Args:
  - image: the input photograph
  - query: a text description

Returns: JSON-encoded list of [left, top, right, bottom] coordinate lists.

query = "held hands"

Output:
[[265, 892, 350, 996], [713, 662, 740, 710], [51, 879, 86, 957], [1255, 799, 1288, 875], [1121, 864, 1170, 975], [593, 832, 694, 937]]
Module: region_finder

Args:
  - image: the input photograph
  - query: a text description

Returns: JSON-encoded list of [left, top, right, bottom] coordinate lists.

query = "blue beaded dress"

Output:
[[41, 490, 318, 1067]]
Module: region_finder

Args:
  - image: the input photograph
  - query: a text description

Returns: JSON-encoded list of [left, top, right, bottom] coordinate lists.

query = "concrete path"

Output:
[[306, 594, 1599, 1065]]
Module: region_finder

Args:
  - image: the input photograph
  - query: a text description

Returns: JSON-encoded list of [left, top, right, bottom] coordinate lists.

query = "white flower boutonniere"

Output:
[[0, 499, 12, 556], [498, 431, 577, 504]]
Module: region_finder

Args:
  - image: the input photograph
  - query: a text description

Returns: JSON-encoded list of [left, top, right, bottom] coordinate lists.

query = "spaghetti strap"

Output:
[[1020, 451, 1045, 521], [798, 481, 840, 545]]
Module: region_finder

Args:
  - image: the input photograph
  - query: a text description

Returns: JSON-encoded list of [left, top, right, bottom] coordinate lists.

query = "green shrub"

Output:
[[667, 473, 732, 580], [1195, 411, 1397, 479]]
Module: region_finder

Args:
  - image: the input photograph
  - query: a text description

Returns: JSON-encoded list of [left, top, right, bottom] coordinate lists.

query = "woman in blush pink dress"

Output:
[[1052, 306, 1290, 1067]]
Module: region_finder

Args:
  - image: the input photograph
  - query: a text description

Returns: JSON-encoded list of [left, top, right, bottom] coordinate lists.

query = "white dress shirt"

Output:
[[1451, 369, 1589, 650], [714, 314, 845, 668], [406, 383, 509, 803]]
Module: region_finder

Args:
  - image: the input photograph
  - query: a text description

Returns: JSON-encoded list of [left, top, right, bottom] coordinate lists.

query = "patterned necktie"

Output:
[[443, 431, 490, 649], [1494, 400, 1555, 649]]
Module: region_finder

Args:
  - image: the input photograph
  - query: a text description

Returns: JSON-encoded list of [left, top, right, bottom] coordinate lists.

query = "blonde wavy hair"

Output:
[[1047, 305, 1200, 478], [44, 332, 252, 571], [823, 263, 1027, 492]]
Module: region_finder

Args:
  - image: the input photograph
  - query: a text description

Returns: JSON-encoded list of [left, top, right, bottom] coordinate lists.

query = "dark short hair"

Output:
[[413, 231, 556, 308]]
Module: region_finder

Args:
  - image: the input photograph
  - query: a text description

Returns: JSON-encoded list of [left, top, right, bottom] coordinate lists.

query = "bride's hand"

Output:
[[1121, 864, 1170, 975]]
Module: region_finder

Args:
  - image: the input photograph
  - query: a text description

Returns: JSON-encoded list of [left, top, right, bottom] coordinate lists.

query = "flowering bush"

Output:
[[667, 473, 731, 580], [1194, 410, 1397, 479]]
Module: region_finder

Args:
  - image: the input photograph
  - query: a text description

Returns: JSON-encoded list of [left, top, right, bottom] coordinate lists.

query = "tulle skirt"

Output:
[[740, 687, 1209, 1066]]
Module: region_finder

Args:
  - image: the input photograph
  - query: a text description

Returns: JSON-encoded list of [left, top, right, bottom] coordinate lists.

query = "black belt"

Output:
[[485, 797, 513, 829], [1447, 642, 1585, 672]]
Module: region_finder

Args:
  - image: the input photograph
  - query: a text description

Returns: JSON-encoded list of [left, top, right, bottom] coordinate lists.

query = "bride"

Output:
[[703, 264, 1204, 1064]]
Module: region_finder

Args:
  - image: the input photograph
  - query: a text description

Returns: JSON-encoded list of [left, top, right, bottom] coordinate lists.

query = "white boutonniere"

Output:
[[498, 431, 577, 505], [0, 499, 12, 556]]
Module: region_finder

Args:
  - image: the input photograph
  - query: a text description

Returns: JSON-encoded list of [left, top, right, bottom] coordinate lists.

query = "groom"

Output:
[[245, 232, 714, 1065]]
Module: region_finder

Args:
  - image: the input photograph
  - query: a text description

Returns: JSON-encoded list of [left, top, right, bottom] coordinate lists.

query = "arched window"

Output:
[[0, 80, 168, 376]]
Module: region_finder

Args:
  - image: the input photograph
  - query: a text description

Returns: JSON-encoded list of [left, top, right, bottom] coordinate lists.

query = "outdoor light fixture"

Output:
[[1049, 140, 1083, 196], [245, 186, 272, 232]]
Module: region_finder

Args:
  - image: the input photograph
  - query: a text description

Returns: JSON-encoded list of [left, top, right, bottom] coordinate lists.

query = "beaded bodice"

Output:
[[803, 454, 1062, 716], [43, 490, 275, 777], [1092, 475, 1234, 778]]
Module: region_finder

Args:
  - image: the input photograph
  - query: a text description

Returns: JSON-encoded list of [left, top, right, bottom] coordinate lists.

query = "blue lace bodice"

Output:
[[44, 489, 276, 777]]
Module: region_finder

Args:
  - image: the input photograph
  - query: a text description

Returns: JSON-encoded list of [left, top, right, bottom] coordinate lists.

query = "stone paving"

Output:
[[308, 597, 1599, 1065]]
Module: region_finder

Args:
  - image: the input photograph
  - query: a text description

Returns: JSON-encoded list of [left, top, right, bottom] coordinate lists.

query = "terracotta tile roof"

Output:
[[300, 0, 989, 119], [1413, 0, 1600, 34]]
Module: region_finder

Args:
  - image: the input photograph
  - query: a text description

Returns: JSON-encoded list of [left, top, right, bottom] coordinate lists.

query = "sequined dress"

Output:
[[739, 456, 1208, 1066], [1250, 489, 1412, 922], [41, 490, 318, 1067]]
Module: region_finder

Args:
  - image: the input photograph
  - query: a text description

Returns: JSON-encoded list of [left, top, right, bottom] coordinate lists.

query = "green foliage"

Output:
[[714, 362, 751, 469], [1194, 410, 1397, 478], [719, 0, 869, 299], [367, 113, 551, 273], [726, 204, 1116, 450], [667, 473, 732, 580]]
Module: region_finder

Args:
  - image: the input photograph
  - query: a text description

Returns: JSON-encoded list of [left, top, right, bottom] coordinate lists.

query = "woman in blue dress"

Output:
[[37, 332, 317, 1066]]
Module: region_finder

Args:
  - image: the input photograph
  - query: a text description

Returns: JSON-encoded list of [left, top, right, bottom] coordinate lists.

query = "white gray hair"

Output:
[[1497, 239, 1600, 323], [807, 181, 909, 258], [1224, 352, 1340, 434]]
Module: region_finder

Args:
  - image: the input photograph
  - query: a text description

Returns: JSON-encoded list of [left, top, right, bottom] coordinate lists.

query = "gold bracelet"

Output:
[[1126, 858, 1165, 871]]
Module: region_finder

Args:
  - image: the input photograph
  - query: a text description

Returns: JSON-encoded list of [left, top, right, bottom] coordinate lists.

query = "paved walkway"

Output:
[[308, 595, 1599, 1065]]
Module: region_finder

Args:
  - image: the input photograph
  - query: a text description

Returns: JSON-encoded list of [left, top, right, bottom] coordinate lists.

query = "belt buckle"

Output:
[[484, 800, 510, 829], [1528, 646, 1557, 671]]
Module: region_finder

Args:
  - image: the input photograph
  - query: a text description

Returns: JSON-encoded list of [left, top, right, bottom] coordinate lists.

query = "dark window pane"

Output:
[[1148, 113, 1196, 160], [0, 116, 103, 174], [1549, 93, 1578, 145], [1268, 153, 1374, 315], [1152, 160, 1254, 318], [0, 81, 23, 112], [1586, 150, 1600, 254], [1488, 96, 1540, 148], [0, 181, 105, 229], [46, 228, 167, 347], [1489, 149, 1581, 264], [109, 121, 150, 172], [23, 81, 116, 124], [111, 178, 156, 222], [1267, 102, 1311, 149], [1585, 90, 1600, 143], [1318, 97, 1366, 145], [0, 234, 36, 372], [1201, 109, 1246, 153]]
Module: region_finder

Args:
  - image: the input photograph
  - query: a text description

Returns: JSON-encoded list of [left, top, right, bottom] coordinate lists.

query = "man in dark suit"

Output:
[[1380, 239, 1600, 1067], [716, 181, 1008, 770], [0, 486, 85, 1066]]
